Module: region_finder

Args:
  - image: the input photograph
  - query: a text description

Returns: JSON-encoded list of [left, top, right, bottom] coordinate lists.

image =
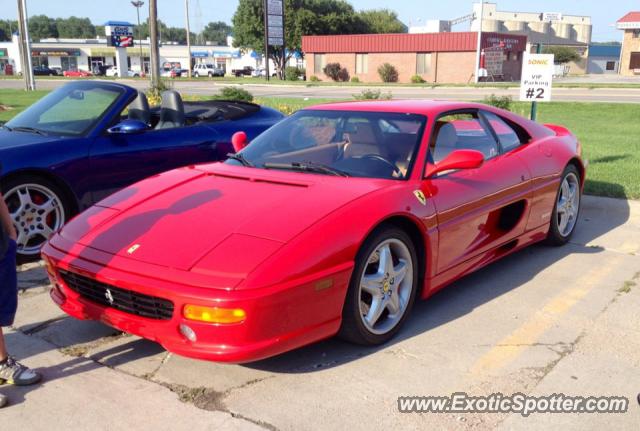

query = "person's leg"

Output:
[[0, 239, 40, 386]]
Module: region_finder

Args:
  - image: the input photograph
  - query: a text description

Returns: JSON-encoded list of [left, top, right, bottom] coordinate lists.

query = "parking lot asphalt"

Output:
[[2, 195, 639, 430], [2, 78, 640, 103]]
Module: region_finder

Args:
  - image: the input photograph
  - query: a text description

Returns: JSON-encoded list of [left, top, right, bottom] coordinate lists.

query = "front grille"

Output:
[[59, 270, 174, 321]]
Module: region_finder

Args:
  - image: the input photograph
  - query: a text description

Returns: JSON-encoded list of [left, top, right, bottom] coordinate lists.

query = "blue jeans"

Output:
[[0, 239, 17, 327]]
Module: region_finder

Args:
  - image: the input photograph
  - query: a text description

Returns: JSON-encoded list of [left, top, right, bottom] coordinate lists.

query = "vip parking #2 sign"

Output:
[[519, 53, 554, 102]]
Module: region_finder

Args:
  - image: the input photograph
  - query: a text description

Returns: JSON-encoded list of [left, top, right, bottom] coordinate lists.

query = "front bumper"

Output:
[[42, 241, 352, 363]]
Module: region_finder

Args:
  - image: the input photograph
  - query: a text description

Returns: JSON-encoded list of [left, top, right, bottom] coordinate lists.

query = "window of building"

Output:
[[633, 30, 640, 39], [630, 52, 640, 70], [355, 53, 368, 74], [416, 53, 431, 75], [313, 54, 326, 74], [606, 61, 616, 71]]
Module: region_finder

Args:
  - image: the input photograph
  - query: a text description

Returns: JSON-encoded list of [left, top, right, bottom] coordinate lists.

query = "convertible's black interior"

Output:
[[123, 91, 261, 129]]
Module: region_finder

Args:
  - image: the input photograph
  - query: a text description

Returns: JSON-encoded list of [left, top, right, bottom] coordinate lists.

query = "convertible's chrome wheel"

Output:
[[5, 183, 64, 256], [359, 239, 414, 335], [556, 172, 580, 237]]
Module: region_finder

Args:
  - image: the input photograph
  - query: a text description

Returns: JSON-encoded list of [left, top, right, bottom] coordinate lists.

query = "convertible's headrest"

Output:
[[156, 90, 185, 129], [128, 92, 150, 125]]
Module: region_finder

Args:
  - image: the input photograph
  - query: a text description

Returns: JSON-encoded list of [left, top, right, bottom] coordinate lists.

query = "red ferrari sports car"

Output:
[[42, 100, 585, 363]]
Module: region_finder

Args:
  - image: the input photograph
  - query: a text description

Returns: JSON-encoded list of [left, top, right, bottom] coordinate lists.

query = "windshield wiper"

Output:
[[0, 124, 11, 131], [226, 152, 254, 167], [263, 161, 350, 177], [11, 126, 48, 136]]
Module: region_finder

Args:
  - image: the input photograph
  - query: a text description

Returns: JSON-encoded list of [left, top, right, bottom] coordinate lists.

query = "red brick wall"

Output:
[[305, 51, 478, 84]]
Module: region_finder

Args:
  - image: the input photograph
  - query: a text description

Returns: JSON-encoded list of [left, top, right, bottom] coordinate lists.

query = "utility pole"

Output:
[[16, 0, 35, 90], [263, 0, 269, 82], [474, 0, 484, 84], [131, 1, 145, 75], [184, 0, 192, 78], [148, 0, 160, 88]]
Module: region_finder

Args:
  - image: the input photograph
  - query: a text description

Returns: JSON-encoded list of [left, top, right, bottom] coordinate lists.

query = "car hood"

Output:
[[69, 163, 389, 271], [0, 129, 65, 149]]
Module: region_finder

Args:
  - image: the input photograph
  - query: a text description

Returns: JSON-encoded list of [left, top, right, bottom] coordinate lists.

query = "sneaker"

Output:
[[0, 393, 7, 408], [0, 356, 42, 386]]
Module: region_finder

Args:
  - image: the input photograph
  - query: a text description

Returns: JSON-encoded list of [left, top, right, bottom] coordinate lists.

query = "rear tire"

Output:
[[339, 226, 419, 345], [1, 176, 74, 261], [546, 164, 581, 246]]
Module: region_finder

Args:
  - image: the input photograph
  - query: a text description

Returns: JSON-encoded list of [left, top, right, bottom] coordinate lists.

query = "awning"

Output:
[[31, 48, 81, 57], [91, 47, 150, 57], [192, 50, 210, 58], [212, 50, 241, 58]]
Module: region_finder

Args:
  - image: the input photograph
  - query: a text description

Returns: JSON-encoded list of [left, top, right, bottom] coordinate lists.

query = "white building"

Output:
[[0, 34, 276, 76]]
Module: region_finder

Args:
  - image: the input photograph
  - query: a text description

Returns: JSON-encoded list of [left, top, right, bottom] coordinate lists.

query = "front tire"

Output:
[[546, 165, 581, 246], [194, 72, 199, 78], [2, 176, 73, 260], [339, 227, 419, 345]]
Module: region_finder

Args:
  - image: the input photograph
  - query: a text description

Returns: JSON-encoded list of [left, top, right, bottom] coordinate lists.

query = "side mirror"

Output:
[[427, 149, 484, 178], [231, 131, 248, 152], [107, 119, 149, 135]]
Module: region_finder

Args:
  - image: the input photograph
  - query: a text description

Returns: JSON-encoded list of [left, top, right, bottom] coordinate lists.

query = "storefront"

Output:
[[30, 47, 83, 71], [302, 32, 527, 84]]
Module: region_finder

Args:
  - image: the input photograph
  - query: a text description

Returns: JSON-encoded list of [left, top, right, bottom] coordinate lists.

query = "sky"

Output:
[[1, 0, 635, 42]]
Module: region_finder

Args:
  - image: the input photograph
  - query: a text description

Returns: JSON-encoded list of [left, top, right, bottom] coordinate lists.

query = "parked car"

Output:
[[32, 65, 58, 76], [63, 69, 92, 77], [231, 66, 254, 77], [251, 67, 277, 78], [105, 66, 140, 78], [193, 63, 224, 77], [160, 67, 182, 78], [42, 99, 585, 363], [91, 65, 110, 76], [0, 80, 285, 259], [50, 67, 64, 76]]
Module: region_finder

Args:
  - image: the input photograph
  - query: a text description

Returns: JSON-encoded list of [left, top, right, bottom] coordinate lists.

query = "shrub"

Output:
[[145, 79, 174, 106], [377, 63, 398, 83], [337, 67, 350, 82], [214, 87, 254, 102], [323, 63, 342, 81], [285, 66, 303, 81], [350, 76, 360, 83], [309, 75, 320, 82], [483, 94, 512, 111], [411, 75, 426, 84], [353, 89, 392, 100], [542, 46, 581, 64]]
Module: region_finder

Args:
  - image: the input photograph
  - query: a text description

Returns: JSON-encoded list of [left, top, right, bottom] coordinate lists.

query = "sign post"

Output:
[[105, 21, 135, 78], [520, 46, 554, 121], [264, 0, 284, 80]]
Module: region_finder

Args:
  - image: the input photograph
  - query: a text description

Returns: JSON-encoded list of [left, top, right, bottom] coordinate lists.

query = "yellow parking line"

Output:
[[470, 255, 622, 375]]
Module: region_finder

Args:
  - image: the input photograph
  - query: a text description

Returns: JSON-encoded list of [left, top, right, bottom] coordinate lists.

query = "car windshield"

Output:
[[5, 83, 123, 136], [227, 110, 427, 180]]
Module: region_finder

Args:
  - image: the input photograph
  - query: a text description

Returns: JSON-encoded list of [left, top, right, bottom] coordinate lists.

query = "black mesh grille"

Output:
[[59, 270, 174, 320]]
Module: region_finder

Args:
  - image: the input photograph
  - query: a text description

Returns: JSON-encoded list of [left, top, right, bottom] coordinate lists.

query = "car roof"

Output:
[[304, 100, 493, 116], [303, 99, 554, 139]]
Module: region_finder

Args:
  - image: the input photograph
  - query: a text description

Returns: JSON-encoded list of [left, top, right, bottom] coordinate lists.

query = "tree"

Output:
[[56, 17, 95, 38], [28, 15, 58, 40], [542, 46, 581, 64], [232, 0, 364, 78], [357, 9, 407, 34], [0, 20, 18, 41], [201, 21, 232, 45], [95, 25, 105, 37]]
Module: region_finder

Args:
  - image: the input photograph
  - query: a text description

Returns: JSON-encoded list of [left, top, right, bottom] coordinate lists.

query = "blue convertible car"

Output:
[[0, 81, 284, 258]]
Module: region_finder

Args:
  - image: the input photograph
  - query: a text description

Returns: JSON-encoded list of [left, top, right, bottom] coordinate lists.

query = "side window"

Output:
[[482, 111, 525, 152], [430, 112, 499, 163]]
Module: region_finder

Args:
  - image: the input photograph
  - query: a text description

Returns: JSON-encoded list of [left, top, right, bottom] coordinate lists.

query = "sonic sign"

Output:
[[105, 22, 134, 48]]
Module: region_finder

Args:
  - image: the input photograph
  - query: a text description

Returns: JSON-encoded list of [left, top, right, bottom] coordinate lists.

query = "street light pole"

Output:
[[131, 1, 145, 76], [184, 0, 192, 78], [16, 0, 35, 90], [148, 0, 160, 88], [474, 0, 484, 84]]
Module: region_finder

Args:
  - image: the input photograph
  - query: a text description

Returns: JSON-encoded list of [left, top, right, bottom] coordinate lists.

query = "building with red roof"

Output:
[[616, 12, 640, 76]]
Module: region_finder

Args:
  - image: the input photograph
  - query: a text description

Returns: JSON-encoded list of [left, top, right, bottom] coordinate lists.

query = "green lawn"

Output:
[[1, 89, 638, 199]]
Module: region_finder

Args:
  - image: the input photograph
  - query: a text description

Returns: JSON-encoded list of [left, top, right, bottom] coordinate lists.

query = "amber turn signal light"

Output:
[[183, 305, 246, 324]]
